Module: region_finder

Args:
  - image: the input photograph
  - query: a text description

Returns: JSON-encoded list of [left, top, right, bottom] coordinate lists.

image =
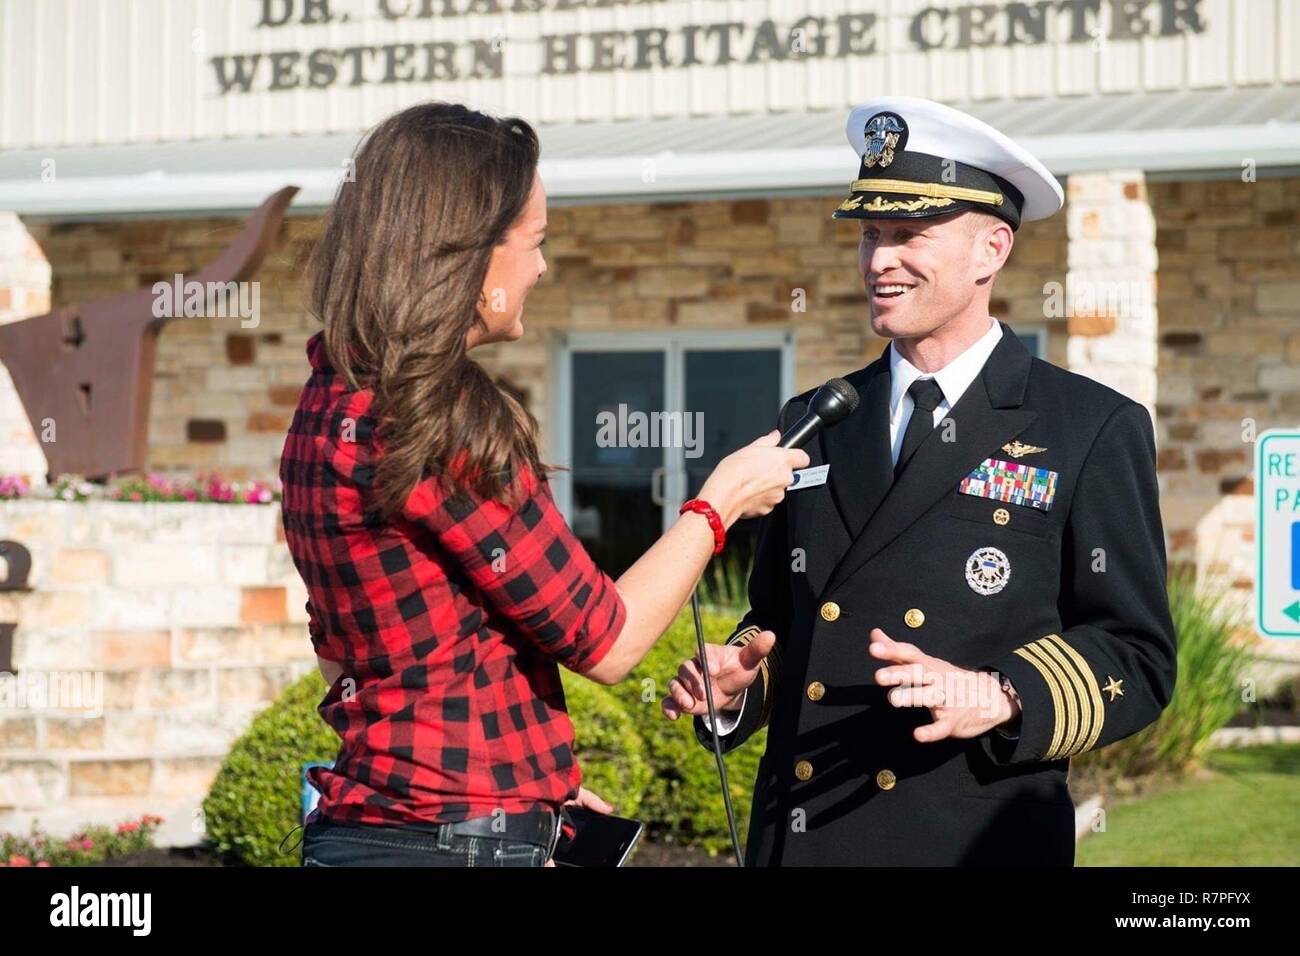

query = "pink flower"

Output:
[[81, 838, 94, 850], [36, 861, 51, 867], [0, 475, 27, 499], [8, 855, 31, 866]]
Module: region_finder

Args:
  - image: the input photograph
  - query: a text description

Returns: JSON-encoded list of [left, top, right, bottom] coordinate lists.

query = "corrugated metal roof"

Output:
[[541, 87, 1300, 157], [3, 87, 1298, 219]]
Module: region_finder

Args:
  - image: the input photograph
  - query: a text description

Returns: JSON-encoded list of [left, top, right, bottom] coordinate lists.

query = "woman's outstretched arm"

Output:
[[586, 430, 805, 684]]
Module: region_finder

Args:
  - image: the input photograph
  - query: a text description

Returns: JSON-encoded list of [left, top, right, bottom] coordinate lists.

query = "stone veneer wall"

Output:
[[23, 196, 1069, 482], [0, 500, 313, 844], [1148, 175, 1300, 602], [1064, 170, 1158, 415]]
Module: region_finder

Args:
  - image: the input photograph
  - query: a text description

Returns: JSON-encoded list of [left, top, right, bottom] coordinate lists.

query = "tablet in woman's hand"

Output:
[[552, 806, 643, 867]]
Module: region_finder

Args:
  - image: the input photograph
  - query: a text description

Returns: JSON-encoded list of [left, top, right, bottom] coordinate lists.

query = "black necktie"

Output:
[[895, 378, 944, 479]]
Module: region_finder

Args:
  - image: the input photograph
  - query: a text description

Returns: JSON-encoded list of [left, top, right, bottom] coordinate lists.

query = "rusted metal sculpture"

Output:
[[0, 186, 299, 479]]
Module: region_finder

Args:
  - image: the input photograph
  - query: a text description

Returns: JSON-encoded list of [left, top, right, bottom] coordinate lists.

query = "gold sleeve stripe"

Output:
[[1014, 634, 1106, 760], [762, 635, 780, 728], [754, 651, 774, 729], [848, 178, 1006, 207], [1035, 638, 1093, 757], [1019, 641, 1080, 760], [1044, 634, 1105, 755], [1012, 645, 1067, 759]]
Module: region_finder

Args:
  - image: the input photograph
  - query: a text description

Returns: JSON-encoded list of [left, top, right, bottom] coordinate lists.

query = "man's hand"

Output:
[[869, 628, 1020, 742], [661, 630, 776, 720]]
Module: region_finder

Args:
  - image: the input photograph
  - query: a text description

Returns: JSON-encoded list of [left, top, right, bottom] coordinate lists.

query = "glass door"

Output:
[[564, 349, 667, 577], [554, 331, 792, 577], [682, 347, 785, 572]]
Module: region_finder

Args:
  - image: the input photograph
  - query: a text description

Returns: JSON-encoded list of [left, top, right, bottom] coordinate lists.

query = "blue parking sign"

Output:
[[1292, 522, 1300, 592]]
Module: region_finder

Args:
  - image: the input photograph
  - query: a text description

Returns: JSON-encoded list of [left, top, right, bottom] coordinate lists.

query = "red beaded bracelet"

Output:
[[679, 498, 726, 556]]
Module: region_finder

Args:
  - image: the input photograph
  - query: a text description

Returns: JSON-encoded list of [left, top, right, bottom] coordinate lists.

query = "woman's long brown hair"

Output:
[[310, 102, 546, 517]]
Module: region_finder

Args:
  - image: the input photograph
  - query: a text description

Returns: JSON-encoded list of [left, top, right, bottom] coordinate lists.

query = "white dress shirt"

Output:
[[707, 318, 1005, 736], [888, 318, 1003, 466]]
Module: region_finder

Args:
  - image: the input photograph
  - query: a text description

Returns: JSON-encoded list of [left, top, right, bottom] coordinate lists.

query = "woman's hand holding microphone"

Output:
[[696, 429, 809, 527], [591, 430, 807, 686]]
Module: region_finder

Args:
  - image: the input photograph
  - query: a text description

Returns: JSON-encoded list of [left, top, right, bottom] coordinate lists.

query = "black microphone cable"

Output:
[[691, 377, 860, 868], [692, 586, 745, 867]]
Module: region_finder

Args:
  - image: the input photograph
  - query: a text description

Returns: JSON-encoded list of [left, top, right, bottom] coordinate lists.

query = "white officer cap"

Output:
[[832, 96, 1064, 230]]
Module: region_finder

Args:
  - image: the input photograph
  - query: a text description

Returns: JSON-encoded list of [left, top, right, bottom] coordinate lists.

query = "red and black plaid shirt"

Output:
[[280, 333, 626, 826]]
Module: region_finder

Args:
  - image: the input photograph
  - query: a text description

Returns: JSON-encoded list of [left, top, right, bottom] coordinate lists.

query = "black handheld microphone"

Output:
[[693, 377, 860, 867], [778, 377, 861, 449]]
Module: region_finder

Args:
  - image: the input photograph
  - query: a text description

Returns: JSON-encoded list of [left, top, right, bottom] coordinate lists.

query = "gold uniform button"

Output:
[[993, 507, 1010, 526], [820, 601, 841, 622], [876, 769, 896, 790], [795, 760, 814, 781], [806, 681, 826, 702], [904, 608, 925, 628]]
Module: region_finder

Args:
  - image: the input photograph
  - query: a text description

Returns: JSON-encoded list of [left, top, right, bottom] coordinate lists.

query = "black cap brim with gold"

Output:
[[831, 97, 1064, 231]]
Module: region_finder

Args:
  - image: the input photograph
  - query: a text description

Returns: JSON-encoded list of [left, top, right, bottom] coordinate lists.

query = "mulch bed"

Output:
[[93, 846, 225, 867]]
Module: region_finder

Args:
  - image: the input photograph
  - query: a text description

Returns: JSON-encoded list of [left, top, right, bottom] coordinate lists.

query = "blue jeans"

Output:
[[300, 811, 558, 867]]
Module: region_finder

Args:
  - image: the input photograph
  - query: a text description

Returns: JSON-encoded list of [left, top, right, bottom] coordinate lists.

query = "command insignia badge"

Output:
[[965, 546, 1011, 596]]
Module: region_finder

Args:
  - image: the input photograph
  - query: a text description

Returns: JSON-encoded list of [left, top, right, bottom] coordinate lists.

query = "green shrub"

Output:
[[561, 676, 652, 819], [606, 607, 767, 854], [1076, 568, 1256, 781], [203, 669, 337, 867], [697, 547, 756, 616]]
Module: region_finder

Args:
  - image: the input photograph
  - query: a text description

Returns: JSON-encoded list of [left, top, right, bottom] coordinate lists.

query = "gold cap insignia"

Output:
[[1002, 440, 1047, 458], [863, 112, 906, 169]]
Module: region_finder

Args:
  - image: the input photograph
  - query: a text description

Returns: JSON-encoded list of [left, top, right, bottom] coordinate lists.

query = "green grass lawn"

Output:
[[1077, 743, 1300, 866]]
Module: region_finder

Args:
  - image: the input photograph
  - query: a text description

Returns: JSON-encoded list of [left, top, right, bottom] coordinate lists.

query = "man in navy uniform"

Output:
[[662, 97, 1177, 866]]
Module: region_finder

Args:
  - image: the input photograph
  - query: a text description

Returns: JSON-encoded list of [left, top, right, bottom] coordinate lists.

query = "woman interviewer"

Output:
[[280, 102, 807, 867]]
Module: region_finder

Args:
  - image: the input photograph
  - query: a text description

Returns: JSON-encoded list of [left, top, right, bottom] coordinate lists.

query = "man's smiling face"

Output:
[[858, 210, 1005, 340]]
